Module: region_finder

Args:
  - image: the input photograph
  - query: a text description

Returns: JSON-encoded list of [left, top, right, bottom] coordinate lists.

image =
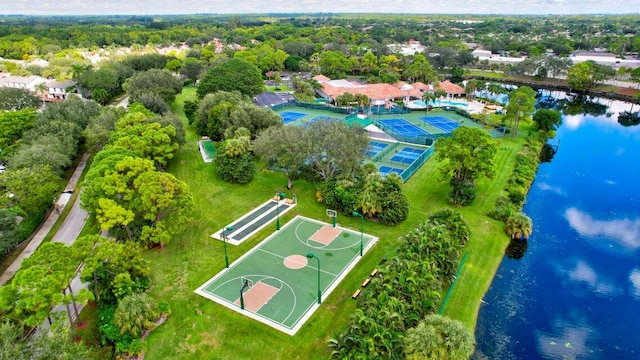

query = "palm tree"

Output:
[[113, 293, 158, 338], [35, 82, 48, 105], [505, 212, 533, 240]]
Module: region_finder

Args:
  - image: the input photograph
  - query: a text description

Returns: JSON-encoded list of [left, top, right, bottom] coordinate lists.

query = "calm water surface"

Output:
[[474, 99, 640, 359]]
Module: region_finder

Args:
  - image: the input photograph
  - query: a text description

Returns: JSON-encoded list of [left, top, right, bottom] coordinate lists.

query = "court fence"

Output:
[[371, 142, 400, 163], [399, 145, 435, 182], [371, 118, 453, 146]]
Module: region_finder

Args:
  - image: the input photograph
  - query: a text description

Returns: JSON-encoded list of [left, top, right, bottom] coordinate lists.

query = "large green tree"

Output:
[[197, 58, 264, 98], [75, 235, 150, 303], [0, 88, 40, 111], [0, 109, 37, 159], [305, 120, 370, 182], [532, 108, 563, 134], [253, 125, 308, 189], [505, 86, 536, 137], [435, 127, 497, 205], [214, 128, 255, 184], [0, 165, 60, 217], [124, 68, 183, 106]]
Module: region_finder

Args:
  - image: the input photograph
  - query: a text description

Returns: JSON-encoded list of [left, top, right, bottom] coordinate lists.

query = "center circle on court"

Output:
[[283, 255, 308, 269]]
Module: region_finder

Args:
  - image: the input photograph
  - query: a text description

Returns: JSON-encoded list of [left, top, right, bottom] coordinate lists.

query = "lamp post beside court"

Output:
[[275, 191, 285, 230], [306, 253, 321, 304], [221, 226, 233, 268], [352, 211, 364, 256]]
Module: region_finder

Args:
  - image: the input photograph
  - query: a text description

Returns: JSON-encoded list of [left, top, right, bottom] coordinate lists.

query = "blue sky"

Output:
[[1, 0, 639, 15]]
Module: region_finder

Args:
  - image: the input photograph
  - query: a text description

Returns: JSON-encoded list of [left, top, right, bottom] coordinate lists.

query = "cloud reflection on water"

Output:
[[536, 318, 595, 360], [629, 269, 640, 299], [564, 207, 640, 251]]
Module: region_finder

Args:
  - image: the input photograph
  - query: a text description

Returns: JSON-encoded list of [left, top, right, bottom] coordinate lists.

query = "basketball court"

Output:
[[195, 215, 378, 335]]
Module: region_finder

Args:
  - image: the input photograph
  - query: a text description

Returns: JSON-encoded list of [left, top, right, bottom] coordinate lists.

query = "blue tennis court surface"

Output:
[[379, 166, 403, 177], [298, 116, 342, 127], [390, 147, 425, 164], [367, 141, 389, 157], [380, 119, 430, 137], [280, 111, 307, 124], [419, 116, 460, 132]]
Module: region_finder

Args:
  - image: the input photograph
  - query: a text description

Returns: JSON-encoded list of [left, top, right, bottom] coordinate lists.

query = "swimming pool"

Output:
[[410, 100, 468, 108]]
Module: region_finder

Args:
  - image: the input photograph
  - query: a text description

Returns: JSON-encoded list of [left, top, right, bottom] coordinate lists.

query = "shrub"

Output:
[[448, 178, 477, 206], [378, 192, 409, 225], [488, 196, 517, 221], [215, 152, 255, 184], [507, 186, 526, 206]]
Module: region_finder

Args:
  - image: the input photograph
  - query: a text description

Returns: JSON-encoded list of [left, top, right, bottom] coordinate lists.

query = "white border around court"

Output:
[[195, 215, 378, 336], [210, 198, 296, 246]]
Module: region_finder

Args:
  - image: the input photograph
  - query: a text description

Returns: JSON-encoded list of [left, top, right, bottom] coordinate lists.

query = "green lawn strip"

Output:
[[142, 88, 531, 358], [441, 136, 526, 330]]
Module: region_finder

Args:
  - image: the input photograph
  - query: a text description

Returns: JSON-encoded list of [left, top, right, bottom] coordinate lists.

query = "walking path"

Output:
[[0, 152, 90, 286]]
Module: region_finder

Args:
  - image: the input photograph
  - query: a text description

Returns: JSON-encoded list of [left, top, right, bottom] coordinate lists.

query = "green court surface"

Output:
[[201, 139, 216, 158], [195, 215, 378, 335]]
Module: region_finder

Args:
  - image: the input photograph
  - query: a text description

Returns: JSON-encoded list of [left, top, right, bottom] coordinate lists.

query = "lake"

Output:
[[474, 95, 640, 359]]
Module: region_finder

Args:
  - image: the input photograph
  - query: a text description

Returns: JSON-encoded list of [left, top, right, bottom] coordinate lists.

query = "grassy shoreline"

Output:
[[141, 87, 530, 358]]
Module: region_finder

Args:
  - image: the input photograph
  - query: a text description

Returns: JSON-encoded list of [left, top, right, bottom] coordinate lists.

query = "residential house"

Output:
[[46, 79, 77, 101], [0, 75, 47, 92]]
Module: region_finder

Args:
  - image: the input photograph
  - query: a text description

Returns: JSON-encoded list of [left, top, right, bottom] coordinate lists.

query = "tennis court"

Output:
[[367, 141, 390, 157], [379, 165, 404, 177], [390, 147, 426, 164], [379, 118, 431, 137], [304, 115, 342, 126], [419, 116, 461, 133], [280, 111, 308, 124], [196, 216, 378, 335]]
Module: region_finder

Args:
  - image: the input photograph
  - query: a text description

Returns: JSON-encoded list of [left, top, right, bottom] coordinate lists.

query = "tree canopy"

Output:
[[196, 58, 264, 98], [435, 127, 497, 205]]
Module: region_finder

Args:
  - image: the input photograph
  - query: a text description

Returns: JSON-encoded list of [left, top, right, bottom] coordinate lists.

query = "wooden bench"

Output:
[[285, 198, 294, 205], [370, 269, 378, 277], [352, 289, 361, 299], [361, 278, 371, 287]]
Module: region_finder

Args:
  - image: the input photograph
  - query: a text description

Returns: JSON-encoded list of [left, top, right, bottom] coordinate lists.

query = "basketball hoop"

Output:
[[326, 209, 337, 228]]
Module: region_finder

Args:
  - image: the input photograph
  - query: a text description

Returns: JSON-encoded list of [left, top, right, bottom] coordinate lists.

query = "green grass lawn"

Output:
[[140, 87, 529, 359]]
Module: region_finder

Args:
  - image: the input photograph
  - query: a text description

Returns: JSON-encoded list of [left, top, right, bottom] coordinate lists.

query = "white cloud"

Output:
[[564, 207, 640, 251]]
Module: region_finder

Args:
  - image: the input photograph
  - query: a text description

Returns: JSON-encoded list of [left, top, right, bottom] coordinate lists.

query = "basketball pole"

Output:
[[352, 211, 365, 256], [240, 279, 250, 310], [222, 226, 233, 268], [307, 253, 321, 304]]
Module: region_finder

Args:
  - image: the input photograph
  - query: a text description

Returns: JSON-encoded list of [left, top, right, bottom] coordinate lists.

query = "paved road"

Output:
[[52, 193, 88, 244], [0, 153, 90, 286]]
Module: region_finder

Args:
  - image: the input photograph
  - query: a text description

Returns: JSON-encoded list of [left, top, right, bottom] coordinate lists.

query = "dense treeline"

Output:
[[1, 14, 638, 62], [328, 209, 474, 359]]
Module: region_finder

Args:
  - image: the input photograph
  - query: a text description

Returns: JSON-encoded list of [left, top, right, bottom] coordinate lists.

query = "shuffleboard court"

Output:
[[196, 216, 378, 335], [211, 198, 296, 245]]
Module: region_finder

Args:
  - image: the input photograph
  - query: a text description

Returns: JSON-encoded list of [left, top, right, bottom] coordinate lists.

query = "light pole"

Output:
[[221, 226, 233, 268], [306, 253, 321, 304], [352, 211, 364, 256], [275, 191, 285, 230]]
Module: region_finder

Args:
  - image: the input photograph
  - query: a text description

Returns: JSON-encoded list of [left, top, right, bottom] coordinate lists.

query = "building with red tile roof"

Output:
[[435, 80, 465, 97]]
